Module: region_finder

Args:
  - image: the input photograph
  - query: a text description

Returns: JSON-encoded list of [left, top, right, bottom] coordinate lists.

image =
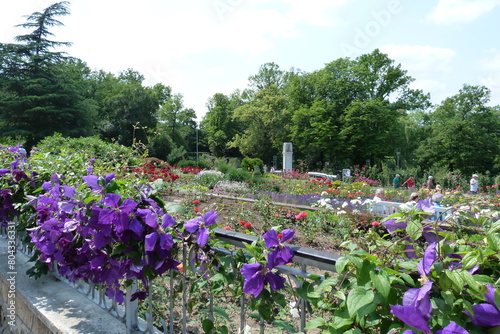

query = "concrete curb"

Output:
[[0, 238, 127, 334]]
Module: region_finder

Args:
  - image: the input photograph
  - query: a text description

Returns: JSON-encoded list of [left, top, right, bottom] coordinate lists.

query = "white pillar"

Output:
[[283, 142, 293, 173]]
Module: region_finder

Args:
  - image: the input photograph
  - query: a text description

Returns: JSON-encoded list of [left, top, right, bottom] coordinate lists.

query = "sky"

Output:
[[2, 0, 500, 121]]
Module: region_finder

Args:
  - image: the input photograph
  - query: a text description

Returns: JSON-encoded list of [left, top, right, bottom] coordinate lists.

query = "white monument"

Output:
[[283, 142, 293, 173]]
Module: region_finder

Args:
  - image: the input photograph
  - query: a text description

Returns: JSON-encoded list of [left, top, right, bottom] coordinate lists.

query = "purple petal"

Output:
[[403, 281, 433, 320], [390, 305, 431, 333], [267, 247, 294, 268], [104, 193, 121, 208], [241, 264, 265, 297], [120, 198, 138, 214], [98, 208, 116, 224], [158, 233, 174, 250], [436, 321, 469, 334], [196, 227, 209, 246], [137, 209, 157, 229], [416, 198, 435, 214], [42, 181, 52, 192], [128, 218, 144, 237], [263, 230, 279, 249], [418, 243, 437, 277], [145, 232, 159, 251], [240, 263, 262, 278], [184, 218, 200, 233], [104, 173, 115, 184], [162, 213, 176, 228], [466, 303, 500, 326], [202, 211, 218, 226], [265, 271, 286, 291], [484, 284, 497, 306], [280, 229, 295, 242], [383, 218, 407, 234], [93, 232, 109, 249], [82, 175, 100, 190], [62, 185, 76, 198]]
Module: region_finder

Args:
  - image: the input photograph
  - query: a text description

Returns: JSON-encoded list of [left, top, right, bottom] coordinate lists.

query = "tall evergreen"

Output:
[[0, 2, 96, 148]]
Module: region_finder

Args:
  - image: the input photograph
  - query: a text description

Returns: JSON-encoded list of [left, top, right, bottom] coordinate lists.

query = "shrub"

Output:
[[195, 170, 225, 189], [226, 168, 252, 183], [241, 157, 263, 173], [177, 160, 198, 168]]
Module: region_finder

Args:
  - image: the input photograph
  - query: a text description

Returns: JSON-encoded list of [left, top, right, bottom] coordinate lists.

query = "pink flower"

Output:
[[371, 221, 380, 227], [295, 212, 308, 220]]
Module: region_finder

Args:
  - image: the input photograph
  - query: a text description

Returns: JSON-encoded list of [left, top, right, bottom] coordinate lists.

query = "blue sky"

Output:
[[2, 0, 500, 121]]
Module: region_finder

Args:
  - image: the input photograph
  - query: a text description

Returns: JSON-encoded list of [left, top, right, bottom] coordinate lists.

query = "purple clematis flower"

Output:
[[240, 263, 286, 297], [465, 284, 500, 327], [263, 229, 295, 268], [383, 218, 407, 234], [184, 211, 217, 246], [418, 243, 437, 277], [402, 321, 468, 334], [391, 281, 434, 333]]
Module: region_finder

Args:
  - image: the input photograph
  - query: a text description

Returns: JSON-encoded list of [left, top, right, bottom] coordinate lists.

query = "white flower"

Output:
[[342, 201, 349, 208], [289, 301, 300, 318], [320, 191, 329, 197], [238, 325, 252, 334], [337, 210, 346, 215], [351, 198, 361, 205], [399, 204, 411, 212]]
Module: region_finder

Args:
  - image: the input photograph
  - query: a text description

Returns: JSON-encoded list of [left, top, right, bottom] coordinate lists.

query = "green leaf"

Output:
[[332, 306, 354, 329], [494, 289, 500, 312], [212, 308, 230, 321], [461, 252, 479, 271], [356, 260, 376, 286], [347, 287, 374, 317], [489, 219, 500, 233], [445, 269, 465, 293], [304, 317, 325, 329], [164, 202, 186, 214], [487, 233, 500, 251], [209, 273, 226, 282], [335, 256, 350, 273], [201, 318, 214, 333], [406, 219, 422, 240], [370, 271, 391, 299], [459, 270, 480, 294], [307, 273, 322, 281], [344, 329, 362, 334], [272, 320, 297, 332]]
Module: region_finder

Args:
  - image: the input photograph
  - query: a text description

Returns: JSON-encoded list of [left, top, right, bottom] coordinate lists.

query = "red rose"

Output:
[[244, 222, 252, 229], [223, 226, 231, 231], [193, 200, 200, 205], [194, 208, 200, 213]]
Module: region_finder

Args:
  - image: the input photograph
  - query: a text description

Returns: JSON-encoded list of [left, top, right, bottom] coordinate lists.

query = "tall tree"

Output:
[[415, 84, 500, 174], [90, 69, 159, 146], [289, 50, 429, 168], [202, 92, 244, 157], [229, 86, 291, 163], [0, 1, 96, 147]]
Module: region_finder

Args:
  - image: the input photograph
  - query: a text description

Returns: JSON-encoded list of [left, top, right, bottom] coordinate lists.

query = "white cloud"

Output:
[[282, 0, 347, 26], [380, 44, 456, 103], [479, 49, 500, 105], [428, 0, 500, 24]]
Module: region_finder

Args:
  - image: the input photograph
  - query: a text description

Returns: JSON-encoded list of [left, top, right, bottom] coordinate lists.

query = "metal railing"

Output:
[[0, 200, 455, 333]]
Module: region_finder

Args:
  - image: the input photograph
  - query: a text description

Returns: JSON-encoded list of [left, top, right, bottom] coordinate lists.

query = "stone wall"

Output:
[[0, 239, 127, 334]]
